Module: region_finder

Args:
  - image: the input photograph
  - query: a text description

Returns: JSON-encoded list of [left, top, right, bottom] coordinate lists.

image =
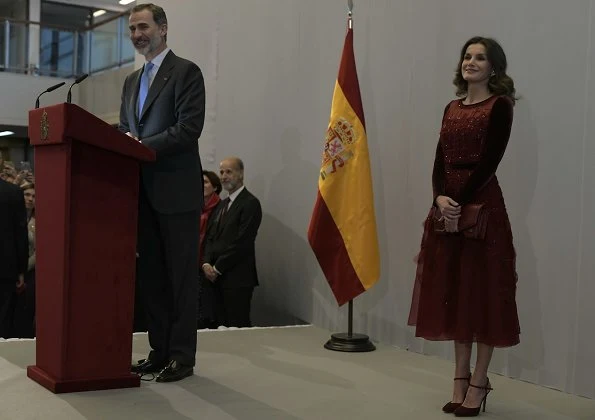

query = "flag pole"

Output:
[[348, 0, 353, 28], [324, 298, 375, 352], [317, 0, 376, 352], [348, 299, 353, 336], [346, 0, 355, 344]]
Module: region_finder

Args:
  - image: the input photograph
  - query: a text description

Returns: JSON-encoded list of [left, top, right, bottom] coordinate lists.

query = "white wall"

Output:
[[79, 65, 134, 124], [0, 73, 77, 126], [107, 0, 594, 398], [0, 63, 133, 127]]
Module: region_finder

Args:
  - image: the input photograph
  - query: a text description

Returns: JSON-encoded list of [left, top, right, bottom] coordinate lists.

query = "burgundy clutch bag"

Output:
[[432, 203, 487, 240]]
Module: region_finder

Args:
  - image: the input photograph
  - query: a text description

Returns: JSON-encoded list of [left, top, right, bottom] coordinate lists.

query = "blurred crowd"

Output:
[[0, 157, 36, 339], [0, 160, 34, 186]]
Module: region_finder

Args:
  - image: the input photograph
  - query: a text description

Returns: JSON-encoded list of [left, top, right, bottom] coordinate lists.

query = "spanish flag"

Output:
[[308, 18, 380, 306]]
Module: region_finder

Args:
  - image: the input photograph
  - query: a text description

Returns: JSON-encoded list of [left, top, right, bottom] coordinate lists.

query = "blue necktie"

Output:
[[138, 61, 154, 116]]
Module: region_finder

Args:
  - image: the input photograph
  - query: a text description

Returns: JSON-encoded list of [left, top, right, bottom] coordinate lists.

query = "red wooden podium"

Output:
[[26, 103, 155, 393]]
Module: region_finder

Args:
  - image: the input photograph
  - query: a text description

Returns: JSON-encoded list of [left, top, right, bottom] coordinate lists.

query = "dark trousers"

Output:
[[214, 286, 254, 328], [12, 270, 35, 338], [137, 187, 199, 366], [0, 286, 15, 338], [197, 274, 217, 329], [133, 259, 147, 332]]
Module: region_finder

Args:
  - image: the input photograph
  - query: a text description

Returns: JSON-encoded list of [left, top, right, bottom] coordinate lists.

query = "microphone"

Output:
[[35, 82, 66, 109], [66, 74, 89, 104]]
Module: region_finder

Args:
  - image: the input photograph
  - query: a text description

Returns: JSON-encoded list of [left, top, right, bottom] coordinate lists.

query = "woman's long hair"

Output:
[[453, 36, 517, 104]]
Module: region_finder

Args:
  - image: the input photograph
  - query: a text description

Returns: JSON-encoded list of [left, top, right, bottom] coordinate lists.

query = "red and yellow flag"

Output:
[[308, 18, 380, 306]]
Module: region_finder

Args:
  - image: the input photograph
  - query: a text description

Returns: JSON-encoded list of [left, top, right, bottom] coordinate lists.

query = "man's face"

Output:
[[24, 188, 35, 209], [219, 160, 243, 193], [129, 10, 166, 58]]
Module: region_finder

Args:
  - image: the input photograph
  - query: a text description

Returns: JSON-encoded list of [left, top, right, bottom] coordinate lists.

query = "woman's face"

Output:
[[24, 188, 35, 209], [461, 43, 492, 85], [203, 175, 215, 198]]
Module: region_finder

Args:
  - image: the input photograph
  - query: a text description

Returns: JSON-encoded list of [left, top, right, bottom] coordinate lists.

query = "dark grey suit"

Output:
[[0, 179, 28, 337], [202, 188, 262, 327], [119, 50, 205, 366]]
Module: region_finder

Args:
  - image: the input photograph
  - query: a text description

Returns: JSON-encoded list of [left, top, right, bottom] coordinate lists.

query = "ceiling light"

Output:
[[93, 10, 106, 17], [119, 0, 136, 5], [0, 131, 15, 137]]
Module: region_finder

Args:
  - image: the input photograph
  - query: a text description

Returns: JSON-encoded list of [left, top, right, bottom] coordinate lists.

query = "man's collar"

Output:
[[145, 47, 171, 68], [228, 185, 245, 203]]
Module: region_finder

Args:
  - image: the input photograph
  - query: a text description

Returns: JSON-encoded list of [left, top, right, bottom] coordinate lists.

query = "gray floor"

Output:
[[1, 325, 593, 420]]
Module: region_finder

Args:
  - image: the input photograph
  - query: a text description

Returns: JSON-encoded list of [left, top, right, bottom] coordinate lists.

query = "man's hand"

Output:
[[16, 274, 24, 289], [16, 274, 25, 294], [202, 263, 218, 282], [125, 132, 140, 142]]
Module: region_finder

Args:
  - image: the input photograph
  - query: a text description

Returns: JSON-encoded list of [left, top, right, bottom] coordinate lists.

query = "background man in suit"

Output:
[[119, 3, 205, 383], [0, 179, 28, 338], [202, 157, 262, 328]]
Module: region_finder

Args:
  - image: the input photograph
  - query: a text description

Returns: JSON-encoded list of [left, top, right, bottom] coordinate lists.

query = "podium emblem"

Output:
[[40, 110, 49, 141]]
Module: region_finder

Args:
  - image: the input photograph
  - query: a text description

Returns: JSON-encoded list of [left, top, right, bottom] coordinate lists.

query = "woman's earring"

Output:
[[490, 70, 496, 77]]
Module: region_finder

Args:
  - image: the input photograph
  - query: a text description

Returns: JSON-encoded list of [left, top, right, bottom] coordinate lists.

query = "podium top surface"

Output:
[[29, 103, 155, 163]]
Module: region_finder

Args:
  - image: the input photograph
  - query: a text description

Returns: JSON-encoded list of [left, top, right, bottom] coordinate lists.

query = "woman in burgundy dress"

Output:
[[408, 36, 520, 417]]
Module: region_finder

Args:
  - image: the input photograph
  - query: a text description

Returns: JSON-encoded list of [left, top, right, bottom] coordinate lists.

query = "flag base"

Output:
[[324, 332, 376, 352]]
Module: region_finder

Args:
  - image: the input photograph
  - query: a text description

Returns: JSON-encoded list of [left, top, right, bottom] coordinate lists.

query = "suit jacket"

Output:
[[202, 188, 262, 289], [119, 50, 205, 214], [0, 179, 28, 286]]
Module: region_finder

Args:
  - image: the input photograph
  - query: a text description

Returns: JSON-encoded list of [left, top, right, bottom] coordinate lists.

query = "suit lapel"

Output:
[[128, 68, 142, 129], [139, 50, 176, 121], [216, 189, 249, 235]]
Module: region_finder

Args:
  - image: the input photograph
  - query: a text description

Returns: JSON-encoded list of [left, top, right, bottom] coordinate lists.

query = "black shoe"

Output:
[[156, 360, 194, 383], [131, 358, 167, 374]]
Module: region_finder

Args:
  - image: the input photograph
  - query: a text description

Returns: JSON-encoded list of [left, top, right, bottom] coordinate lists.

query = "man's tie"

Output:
[[138, 61, 154, 116], [218, 197, 230, 228]]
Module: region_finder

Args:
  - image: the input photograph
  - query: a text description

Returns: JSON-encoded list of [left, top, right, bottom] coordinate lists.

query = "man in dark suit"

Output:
[[0, 179, 28, 338], [119, 3, 205, 382], [202, 157, 262, 328]]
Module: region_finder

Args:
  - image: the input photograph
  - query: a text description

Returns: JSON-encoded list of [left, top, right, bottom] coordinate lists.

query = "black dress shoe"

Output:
[[131, 358, 167, 374], [156, 360, 194, 383]]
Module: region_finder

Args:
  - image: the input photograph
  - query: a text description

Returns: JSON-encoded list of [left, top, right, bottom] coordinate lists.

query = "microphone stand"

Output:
[[35, 82, 66, 109], [66, 74, 89, 104]]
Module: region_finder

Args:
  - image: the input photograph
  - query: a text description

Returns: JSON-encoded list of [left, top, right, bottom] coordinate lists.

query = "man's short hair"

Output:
[[131, 3, 168, 26]]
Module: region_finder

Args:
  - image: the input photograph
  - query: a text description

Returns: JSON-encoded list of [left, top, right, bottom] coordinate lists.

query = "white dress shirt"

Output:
[[143, 47, 170, 87]]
